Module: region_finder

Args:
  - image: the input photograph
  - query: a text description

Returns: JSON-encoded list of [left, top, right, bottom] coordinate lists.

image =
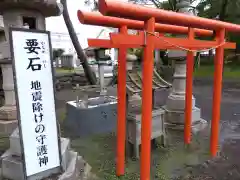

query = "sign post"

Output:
[[9, 28, 61, 179]]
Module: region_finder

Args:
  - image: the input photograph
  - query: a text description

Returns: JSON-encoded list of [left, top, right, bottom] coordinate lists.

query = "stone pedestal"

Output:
[[0, 63, 18, 135], [1, 128, 92, 180], [165, 0, 207, 133], [165, 60, 207, 133], [1, 64, 15, 106]]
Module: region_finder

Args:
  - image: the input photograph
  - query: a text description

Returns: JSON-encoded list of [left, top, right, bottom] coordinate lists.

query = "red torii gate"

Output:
[[78, 0, 239, 179]]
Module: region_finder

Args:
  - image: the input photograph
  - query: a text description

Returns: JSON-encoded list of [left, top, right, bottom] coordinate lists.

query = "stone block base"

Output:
[[2, 155, 24, 180], [2, 155, 60, 180], [165, 118, 208, 134], [0, 120, 18, 135], [163, 106, 208, 133], [1, 128, 94, 180], [166, 94, 196, 111], [164, 107, 201, 124], [9, 128, 71, 171], [1, 141, 91, 180], [0, 106, 17, 120], [1, 151, 85, 180]]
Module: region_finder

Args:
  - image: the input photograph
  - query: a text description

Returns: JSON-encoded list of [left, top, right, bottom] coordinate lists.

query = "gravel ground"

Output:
[[55, 78, 240, 180], [178, 79, 240, 180]]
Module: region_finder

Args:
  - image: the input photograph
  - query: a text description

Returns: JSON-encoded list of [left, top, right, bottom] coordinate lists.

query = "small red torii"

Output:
[[78, 0, 240, 179]]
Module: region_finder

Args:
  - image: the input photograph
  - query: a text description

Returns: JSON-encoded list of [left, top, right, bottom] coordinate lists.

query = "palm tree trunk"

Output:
[[60, 0, 97, 85]]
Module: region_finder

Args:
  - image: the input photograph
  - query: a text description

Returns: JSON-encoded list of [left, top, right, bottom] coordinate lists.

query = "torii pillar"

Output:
[[165, 0, 207, 132]]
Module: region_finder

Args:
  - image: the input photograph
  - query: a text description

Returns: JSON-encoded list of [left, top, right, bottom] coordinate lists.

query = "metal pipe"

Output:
[[77, 10, 213, 37], [99, 0, 240, 32]]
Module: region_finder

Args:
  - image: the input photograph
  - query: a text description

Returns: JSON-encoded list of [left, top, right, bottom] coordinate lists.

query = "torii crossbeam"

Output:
[[78, 0, 240, 179]]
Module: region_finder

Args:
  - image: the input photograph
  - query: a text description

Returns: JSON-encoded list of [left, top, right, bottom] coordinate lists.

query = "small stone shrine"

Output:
[[124, 54, 169, 158], [0, 1, 92, 179]]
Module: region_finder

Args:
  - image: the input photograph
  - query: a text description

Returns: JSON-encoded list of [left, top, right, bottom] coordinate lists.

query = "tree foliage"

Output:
[[128, 0, 198, 11], [197, 0, 240, 54], [196, 0, 240, 21], [84, 0, 197, 11], [84, 0, 98, 11], [84, 0, 240, 62]]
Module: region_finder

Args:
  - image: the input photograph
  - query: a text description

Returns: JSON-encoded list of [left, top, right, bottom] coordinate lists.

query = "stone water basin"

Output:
[[64, 96, 117, 138]]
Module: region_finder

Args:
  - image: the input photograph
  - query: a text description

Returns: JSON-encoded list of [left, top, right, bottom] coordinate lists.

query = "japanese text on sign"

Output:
[[10, 29, 60, 177]]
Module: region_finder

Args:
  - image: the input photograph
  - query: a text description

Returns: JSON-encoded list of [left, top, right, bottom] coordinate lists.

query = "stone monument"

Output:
[[0, 0, 62, 135], [0, 1, 93, 179], [165, 0, 207, 132]]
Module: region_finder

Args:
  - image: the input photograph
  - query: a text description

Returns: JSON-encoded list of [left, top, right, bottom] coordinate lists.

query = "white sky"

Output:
[[46, 0, 98, 48], [47, 0, 95, 33], [46, 0, 131, 48], [46, 0, 200, 48]]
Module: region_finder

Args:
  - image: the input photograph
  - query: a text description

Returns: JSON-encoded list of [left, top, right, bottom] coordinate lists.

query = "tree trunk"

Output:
[[60, 0, 97, 85]]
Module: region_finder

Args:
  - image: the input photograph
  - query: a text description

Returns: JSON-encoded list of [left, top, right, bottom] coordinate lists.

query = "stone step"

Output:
[[1, 155, 60, 180], [0, 120, 17, 136], [1, 149, 82, 180], [165, 118, 208, 134], [9, 128, 71, 171], [164, 107, 201, 125], [166, 94, 196, 111], [2, 155, 24, 180]]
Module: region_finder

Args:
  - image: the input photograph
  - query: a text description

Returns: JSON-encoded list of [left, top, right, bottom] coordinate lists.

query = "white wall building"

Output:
[[50, 27, 117, 68], [50, 32, 75, 54]]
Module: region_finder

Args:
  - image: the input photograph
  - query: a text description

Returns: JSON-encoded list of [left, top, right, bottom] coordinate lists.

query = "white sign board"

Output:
[[9, 28, 61, 177]]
